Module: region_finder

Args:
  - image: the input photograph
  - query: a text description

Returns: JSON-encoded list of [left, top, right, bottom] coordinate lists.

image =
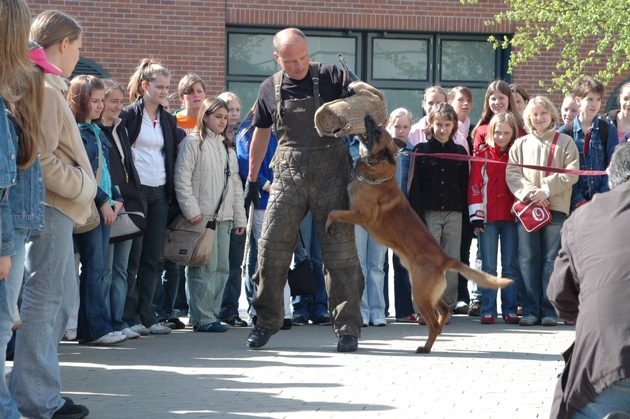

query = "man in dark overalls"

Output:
[[244, 28, 364, 352]]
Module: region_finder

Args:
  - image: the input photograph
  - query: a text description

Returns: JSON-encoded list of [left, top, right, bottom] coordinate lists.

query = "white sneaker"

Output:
[[88, 332, 128, 346], [63, 328, 77, 341], [120, 327, 141, 339], [149, 323, 172, 335], [129, 324, 150, 336]]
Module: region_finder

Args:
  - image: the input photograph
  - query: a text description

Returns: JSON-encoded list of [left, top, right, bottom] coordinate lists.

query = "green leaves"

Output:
[[461, 0, 630, 92]]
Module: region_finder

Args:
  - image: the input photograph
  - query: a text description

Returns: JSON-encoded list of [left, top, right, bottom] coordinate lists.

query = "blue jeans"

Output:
[[124, 185, 169, 327], [0, 229, 29, 419], [517, 210, 566, 319], [154, 202, 185, 320], [478, 221, 519, 318], [10, 207, 76, 418], [573, 378, 630, 419], [355, 225, 387, 323], [75, 216, 114, 342], [219, 230, 246, 321], [291, 212, 328, 320], [104, 239, 133, 330], [186, 220, 232, 327]]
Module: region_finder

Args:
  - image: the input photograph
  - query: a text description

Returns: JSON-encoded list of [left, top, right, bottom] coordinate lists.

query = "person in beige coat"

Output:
[[175, 98, 246, 332], [506, 95, 578, 328], [10, 10, 96, 419]]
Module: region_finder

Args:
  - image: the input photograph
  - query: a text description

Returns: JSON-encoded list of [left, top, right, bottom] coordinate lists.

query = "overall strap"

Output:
[[309, 62, 320, 109], [272, 70, 284, 123]]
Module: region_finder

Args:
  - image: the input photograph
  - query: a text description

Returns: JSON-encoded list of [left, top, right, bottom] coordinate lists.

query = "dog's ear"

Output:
[[383, 146, 396, 165], [364, 114, 376, 132]]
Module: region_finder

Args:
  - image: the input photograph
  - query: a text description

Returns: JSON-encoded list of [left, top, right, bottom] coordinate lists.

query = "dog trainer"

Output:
[[244, 28, 364, 352]]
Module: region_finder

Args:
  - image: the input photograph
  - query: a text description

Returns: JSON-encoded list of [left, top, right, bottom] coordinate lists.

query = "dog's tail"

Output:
[[445, 258, 513, 289]]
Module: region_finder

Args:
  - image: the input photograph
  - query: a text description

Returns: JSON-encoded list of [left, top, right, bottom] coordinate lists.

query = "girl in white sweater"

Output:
[[175, 98, 246, 332]]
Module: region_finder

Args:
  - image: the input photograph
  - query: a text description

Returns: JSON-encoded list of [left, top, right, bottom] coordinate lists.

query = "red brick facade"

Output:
[[28, 0, 627, 110]]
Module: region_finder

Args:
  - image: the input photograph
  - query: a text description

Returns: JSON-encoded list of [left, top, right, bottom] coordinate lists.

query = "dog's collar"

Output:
[[354, 173, 394, 185]]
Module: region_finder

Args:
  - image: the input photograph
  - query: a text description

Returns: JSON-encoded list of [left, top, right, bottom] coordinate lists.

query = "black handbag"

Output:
[[287, 232, 316, 297]]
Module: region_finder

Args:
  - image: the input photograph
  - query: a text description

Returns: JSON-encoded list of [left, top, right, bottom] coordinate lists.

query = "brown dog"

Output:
[[326, 115, 512, 353]]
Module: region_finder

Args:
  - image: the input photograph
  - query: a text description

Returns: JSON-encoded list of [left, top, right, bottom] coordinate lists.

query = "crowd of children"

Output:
[[1, 4, 629, 418]]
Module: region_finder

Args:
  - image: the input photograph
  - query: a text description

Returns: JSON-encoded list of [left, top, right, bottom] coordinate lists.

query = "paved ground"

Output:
[[49, 314, 573, 418]]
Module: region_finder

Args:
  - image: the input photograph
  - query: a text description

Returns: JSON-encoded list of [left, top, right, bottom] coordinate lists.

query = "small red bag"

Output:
[[512, 200, 552, 232]]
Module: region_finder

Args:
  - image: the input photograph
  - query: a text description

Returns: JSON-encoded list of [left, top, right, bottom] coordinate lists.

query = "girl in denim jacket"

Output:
[[0, 2, 47, 417], [68, 75, 126, 346]]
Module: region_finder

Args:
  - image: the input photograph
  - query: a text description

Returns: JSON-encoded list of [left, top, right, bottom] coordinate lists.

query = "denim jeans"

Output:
[[355, 225, 387, 323], [153, 260, 183, 320], [186, 220, 232, 327], [154, 202, 185, 320], [424, 210, 462, 307], [219, 230, 246, 321], [291, 212, 328, 321], [10, 207, 76, 418], [0, 229, 28, 419], [124, 185, 169, 327], [75, 216, 114, 342], [244, 209, 264, 318], [478, 221, 519, 318], [517, 210, 566, 319], [573, 378, 630, 419], [104, 239, 133, 330]]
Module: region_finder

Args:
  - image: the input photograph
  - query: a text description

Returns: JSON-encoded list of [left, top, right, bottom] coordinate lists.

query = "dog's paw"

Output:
[[415, 346, 432, 354]]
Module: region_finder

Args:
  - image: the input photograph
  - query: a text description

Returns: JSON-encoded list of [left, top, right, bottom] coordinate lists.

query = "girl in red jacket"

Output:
[[468, 112, 520, 324]]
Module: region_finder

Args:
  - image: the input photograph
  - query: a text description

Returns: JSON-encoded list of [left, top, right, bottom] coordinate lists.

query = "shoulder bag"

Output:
[[162, 142, 230, 267], [512, 132, 558, 233]]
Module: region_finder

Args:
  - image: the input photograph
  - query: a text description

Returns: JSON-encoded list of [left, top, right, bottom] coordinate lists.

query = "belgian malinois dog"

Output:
[[326, 116, 512, 353]]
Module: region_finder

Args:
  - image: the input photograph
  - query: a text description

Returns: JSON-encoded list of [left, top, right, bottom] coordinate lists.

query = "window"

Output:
[[70, 57, 110, 79], [226, 29, 509, 123]]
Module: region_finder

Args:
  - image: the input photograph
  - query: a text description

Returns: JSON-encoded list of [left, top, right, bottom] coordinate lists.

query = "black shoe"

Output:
[[246, 326, 278, 349], [226, 317, 248, 327], [166, 318, 186, 329], [337, 335, 358, 353], [292, 314, 307, 326], [281, 319, 292, 330], [313, 314, 332, 326], [52, 399, 89, 419]]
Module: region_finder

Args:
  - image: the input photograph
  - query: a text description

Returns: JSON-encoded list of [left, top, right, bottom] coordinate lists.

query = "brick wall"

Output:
[[28, 0, 626, 112]]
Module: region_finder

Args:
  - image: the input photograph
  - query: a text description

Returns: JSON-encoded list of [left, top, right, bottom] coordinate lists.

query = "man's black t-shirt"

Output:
[[252, 63, 344, 129]]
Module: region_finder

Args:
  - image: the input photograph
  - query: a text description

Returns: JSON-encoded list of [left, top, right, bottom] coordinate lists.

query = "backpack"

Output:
[[564, 118, 610, 165]]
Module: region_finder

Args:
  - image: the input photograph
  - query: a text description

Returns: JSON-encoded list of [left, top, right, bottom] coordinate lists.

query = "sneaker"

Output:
[[519, 314, 539, 326], [165, 318, 186, 329], [281, 319, 292, 330], [52, 399, 89, 419], [158, 319, 175, 328], [396, 314, 417, 322], [63, 328, 77, 341], [504, 313, 520, 324], [453, 301, 470, 315], [417, 315, 426, 326], [481, 314, 495, 324], [371, 318, 387, 327], [313, 314, 332, 326], [362, 319, 369, 327], [292, 314, 307, 326], [193, 321, 229, 332], [129, 324, 150, 336], [541, 316, 558, 326], [120, 327, 141, 339], [149, 323, 172, 335], [468, 301, 481, 316], [87, 332, 128, 346], [226, 317, 248, 327]]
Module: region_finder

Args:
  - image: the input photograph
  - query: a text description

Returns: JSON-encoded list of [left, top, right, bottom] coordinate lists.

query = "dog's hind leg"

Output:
[[411, 270, 445, 354]]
